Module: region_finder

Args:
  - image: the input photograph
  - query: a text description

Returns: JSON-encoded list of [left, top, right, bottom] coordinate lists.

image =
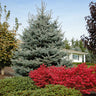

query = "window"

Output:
[[73, 54, 79, 60]]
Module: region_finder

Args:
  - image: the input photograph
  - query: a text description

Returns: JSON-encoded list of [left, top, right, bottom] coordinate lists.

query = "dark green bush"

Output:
[[73, 62, 82, 65], [86, 62, 95, 65], [0, 76, 39, 96], [8, 84, 82, 96], [73, 62, 95, 66]]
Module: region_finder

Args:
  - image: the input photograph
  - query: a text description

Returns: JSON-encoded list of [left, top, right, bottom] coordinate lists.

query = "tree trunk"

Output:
[[1, 68, 4, 75]]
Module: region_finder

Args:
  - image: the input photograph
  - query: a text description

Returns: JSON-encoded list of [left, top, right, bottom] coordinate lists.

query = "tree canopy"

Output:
[[0, 4, 19, 70], [81, 2, 96, 54], [12, 2, 71, 76]]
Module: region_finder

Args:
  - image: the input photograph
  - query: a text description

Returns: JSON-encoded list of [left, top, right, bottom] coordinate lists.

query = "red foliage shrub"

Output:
[[29, 63, 96, 94]]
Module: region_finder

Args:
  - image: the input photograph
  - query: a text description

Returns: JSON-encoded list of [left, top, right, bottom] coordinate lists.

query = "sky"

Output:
[[0, 0, 96, 41]]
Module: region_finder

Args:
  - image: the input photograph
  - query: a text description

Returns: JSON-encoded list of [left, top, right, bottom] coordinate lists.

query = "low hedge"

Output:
[[73, 62, 95, 66], [86, 62, 95, 65], [8, 85, 82, 96], [73, 62, 82, 65], [0, 76, 39, 96]]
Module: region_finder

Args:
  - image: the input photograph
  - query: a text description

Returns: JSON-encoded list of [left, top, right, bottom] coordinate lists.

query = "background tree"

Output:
[[74, 40, 79, 47], [70, 38, 84, 52], [0, 4, 19, 75], [71, 38, 75, 48], [63, 38, 70, 49], [12, 2, 71, 76], [81, 2, 96, 63], [72, 39, 82, 51], [79, 40, 86, 52]]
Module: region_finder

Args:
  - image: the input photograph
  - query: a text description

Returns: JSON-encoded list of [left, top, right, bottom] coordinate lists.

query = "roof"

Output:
[[62, 49, 88, 55]]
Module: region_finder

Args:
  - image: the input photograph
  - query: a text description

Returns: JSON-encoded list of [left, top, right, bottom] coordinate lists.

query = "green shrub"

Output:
[[33, 85, 82, 96], [86, 62, 95, 65], [0, 76, 39, 96], [7, 90, 33, 96], [8, 85, 82, 96], [73, 62, 95, 66], [73, 62, 82, 65]]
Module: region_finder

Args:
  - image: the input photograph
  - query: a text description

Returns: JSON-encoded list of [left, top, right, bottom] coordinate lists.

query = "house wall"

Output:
[[69, 53, 72, 60], [72, 55, 82, 63], [69, 53, 83, 63]]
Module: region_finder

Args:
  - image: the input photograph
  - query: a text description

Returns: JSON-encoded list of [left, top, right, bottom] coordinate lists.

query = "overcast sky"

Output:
[[0, 0, 96, 40]]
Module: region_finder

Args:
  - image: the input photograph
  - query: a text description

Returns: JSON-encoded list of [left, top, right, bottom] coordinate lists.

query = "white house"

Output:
[[62, 49, 88, 63]]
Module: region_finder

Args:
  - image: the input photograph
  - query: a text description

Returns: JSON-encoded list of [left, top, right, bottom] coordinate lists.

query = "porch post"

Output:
[[84, 54, 86, 63]]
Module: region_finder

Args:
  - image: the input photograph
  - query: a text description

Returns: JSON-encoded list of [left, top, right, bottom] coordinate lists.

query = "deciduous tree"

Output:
[[0, 4, 19, 75], [81, 2, 96, 54]]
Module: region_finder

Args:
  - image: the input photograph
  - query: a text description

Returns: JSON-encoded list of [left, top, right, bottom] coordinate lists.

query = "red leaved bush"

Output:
[[29, 63, 96, 94]]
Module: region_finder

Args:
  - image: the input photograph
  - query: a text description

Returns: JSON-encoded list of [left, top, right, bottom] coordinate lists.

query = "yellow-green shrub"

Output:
[[8, 85, 82, 96], [0, 76, 39, 96]]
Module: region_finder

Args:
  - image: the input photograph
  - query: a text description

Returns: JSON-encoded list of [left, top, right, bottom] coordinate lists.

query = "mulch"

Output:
[[0, 67, 15, 79]]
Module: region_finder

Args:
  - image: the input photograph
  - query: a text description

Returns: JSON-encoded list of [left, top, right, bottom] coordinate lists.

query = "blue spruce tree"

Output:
[[12, 2, 71, 76]]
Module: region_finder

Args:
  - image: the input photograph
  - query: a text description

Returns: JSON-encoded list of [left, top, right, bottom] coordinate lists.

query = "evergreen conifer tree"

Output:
[[12, 2, 71, 76]]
